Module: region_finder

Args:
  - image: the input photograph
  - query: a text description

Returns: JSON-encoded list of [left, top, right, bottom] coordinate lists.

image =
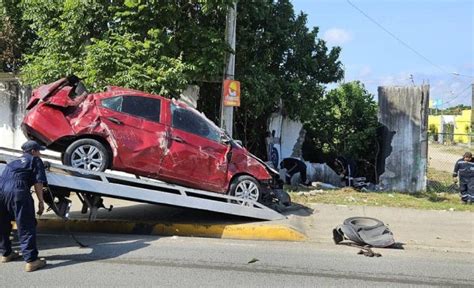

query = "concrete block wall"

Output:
[[267, 113, 305, 167], [378, 85, 429, 193], [0, 74, 30, 149]]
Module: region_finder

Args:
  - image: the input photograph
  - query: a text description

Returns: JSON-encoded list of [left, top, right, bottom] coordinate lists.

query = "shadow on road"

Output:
[[62, 201, 314, 223], [281, 203, 314, 217], [43, 239, 150, 270], [10, 231, 151, 269]]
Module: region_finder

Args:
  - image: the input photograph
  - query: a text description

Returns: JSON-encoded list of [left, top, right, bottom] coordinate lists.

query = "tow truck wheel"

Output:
[[63, 139, 109, 174], [228, 175, 262, 205]]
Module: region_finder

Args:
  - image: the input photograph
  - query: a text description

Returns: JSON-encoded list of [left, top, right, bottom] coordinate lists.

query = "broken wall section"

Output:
[[0, 73, 30, 149], [378, 85, 429, 193], [267, 113, 305, 168]]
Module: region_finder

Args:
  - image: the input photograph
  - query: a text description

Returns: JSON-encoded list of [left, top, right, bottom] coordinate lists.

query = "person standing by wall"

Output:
[[334, 156, 357, 187], [453, 152, 474, 204], [0, 140, 48, 272]]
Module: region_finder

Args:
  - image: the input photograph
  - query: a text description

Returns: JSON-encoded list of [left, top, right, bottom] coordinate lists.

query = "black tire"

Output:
[[63, 139, 110, 174], [343, 217, 384, 231], [228, 175, 262, 205]]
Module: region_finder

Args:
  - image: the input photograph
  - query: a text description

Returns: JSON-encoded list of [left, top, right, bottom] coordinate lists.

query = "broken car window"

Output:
[[102, 96, 123, 111], [101, 96, 161, 122], [171, 104, 221, 142], [122, 96, 161, 122], [71, 82, 88, 99]]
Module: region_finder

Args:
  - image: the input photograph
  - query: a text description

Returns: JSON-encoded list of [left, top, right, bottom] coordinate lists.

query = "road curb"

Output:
[[33, 218, 308, 242]]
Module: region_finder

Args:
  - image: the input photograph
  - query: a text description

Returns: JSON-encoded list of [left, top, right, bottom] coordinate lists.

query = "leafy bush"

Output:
[[303, 81, 380, 179]]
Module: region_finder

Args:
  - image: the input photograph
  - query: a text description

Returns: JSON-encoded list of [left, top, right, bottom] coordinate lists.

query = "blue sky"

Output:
[[291, 0, 473, 107]]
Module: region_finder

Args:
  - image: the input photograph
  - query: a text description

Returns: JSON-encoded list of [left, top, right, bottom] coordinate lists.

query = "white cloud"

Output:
[[341, 66, 471, 107], [323, 28, 353, 46], [358, 65, 372, 78], [379, 72, 412, 86], [429, 77, 469, 106]]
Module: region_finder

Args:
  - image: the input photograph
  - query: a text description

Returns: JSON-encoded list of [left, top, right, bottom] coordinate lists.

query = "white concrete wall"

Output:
[[268, 113, 304, 164], [179, 85, 200, 109], [280, 118, 304, 159], [0, 75, 30, 149], [378, 85, 429, 193]]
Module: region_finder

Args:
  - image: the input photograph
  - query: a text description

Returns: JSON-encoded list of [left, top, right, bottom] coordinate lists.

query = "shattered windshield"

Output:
[[171, 104, 222, 142], [73, 81, 88, 98]]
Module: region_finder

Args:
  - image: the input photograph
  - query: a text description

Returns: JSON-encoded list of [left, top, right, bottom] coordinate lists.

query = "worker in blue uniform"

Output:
[[0, 140, 47, 272], [453, 152, 474, 204]]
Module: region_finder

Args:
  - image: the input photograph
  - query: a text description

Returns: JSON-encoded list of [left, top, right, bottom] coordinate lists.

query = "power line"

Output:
[[439, 84, 471, 107], [346, 0, 473, 106], [345, 0, 474, 79], [451, 72, 474, 79]]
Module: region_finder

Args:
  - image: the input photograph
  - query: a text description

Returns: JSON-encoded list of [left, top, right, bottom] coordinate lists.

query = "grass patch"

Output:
[[426, 168, 458, 193], [288, 186, 474, 212], [427, 167, 453, 183]]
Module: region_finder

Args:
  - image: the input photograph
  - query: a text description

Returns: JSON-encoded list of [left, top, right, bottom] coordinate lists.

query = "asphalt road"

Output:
[[2, 233, 472, 287]]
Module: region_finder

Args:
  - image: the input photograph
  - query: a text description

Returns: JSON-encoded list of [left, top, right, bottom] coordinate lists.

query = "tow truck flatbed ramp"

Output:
[[0, 147, 285, 221]]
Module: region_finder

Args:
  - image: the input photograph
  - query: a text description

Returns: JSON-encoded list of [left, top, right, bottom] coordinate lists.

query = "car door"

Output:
[[97, 95, 167, 176], [159, 104, 230, 192]]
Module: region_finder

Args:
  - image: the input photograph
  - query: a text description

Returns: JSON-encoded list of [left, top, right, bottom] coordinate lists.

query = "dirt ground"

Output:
[[428, 143, 468, 173]]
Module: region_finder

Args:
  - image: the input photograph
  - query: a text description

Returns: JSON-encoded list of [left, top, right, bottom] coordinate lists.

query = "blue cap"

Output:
[[21, 140, 46, 152]]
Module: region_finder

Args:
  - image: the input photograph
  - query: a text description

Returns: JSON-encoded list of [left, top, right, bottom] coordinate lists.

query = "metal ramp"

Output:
[[0, 147, 285, 221]]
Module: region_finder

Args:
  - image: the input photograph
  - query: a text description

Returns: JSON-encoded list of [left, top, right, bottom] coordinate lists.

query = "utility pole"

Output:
[[471, 83, 473, 147], [220, 1, 237, 138]]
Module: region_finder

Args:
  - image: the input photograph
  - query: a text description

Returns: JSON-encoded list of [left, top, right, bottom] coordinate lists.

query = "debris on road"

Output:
[[333, 217, 396, 257], [357, 246, 382, 257], [247, 258, 259, 264], [333, 217, 395, 248], [311, 182, 338, 190]]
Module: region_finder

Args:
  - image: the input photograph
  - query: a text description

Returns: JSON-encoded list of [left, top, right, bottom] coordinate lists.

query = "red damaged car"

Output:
[[22, 76, 288, 206]]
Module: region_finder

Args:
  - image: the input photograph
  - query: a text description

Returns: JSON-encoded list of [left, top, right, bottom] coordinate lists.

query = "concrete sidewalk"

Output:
[[286, 203, 474, 253], [37, 195, 474, 253]]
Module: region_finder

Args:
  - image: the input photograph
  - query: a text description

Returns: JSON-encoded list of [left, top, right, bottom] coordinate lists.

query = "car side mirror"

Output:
[[221, 136, 231, 145]]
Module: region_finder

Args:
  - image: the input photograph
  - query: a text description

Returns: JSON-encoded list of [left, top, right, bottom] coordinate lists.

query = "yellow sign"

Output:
[[223, 80, 240, 107]]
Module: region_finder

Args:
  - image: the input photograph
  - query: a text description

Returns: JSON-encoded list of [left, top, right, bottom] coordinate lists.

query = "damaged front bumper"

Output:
[[260, 178, 291, 211]]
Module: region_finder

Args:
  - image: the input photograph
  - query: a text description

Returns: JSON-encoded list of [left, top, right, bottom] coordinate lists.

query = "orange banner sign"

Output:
[[223, 80, 240, 107]]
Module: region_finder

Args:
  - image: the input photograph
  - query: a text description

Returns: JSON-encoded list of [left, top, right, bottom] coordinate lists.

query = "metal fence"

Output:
[[427, 132, 472, 193]]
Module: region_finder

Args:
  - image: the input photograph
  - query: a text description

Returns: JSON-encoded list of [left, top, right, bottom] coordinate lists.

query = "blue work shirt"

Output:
[[0, 153, 47, 198], [453, 158, 474, 178]]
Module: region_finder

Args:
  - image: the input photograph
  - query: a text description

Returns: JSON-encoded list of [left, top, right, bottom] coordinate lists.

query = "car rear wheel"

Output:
[[63, 139, 109, 173], [228, 175, 262, 206]]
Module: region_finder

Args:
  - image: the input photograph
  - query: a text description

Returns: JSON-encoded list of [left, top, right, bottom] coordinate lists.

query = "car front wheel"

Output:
[[63, 139, 109, 173], [228, 175, 262, 205]]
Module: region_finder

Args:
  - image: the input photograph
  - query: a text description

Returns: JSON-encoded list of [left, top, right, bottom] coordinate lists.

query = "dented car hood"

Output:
[[248, 151, 279, 176]]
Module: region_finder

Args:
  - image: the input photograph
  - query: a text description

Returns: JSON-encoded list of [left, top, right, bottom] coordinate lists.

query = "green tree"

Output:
[[303, 81, 379, 164], [198, 1, 344, 156], [16, 0, 344, 160], [19, 0, 229, 97], [82, 32, 193, 95], [20, 0, 115, 85], [0, 0, 34, 72]]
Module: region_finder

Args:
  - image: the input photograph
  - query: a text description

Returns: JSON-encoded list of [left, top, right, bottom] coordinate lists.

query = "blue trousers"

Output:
[[0, 184, 38, 263], [460, 176, 474, 203]]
